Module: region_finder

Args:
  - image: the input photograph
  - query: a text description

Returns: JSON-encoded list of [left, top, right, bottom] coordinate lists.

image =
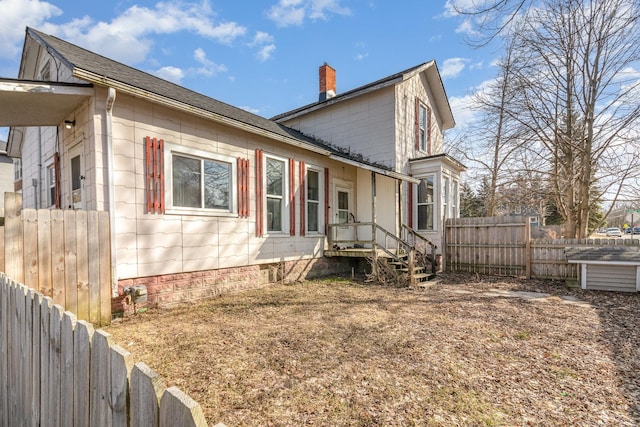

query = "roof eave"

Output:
[[73, 69, 417, 183]]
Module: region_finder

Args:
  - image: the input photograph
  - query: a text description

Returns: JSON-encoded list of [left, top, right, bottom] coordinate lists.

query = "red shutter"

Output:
[[255, 149, 263, 237], [299, 161, 306, 236], [415, 97, 420, 150], [408, 182, 414, 229], [237, 157, 249, 218], [53, 152, 61, 208], [145, 136, 164, 214], [324, 167, 329, 235], [289, 158, 296, 236]]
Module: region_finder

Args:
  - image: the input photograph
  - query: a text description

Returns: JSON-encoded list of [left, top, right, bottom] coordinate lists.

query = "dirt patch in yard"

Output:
[[104, 273, 640, 426]]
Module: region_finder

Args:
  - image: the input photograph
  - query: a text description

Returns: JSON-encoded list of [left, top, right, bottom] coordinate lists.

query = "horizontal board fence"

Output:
[[0, 273, 209, 427], [445, 216, 640, 280], [1, 192, 111, 326]]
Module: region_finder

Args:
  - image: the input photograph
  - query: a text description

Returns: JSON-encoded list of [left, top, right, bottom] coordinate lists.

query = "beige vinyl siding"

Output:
[[107, 92, 357, 280], [394, 74, 444, 173], [585, 264, 638, 292], [281, 87, 396, 169]]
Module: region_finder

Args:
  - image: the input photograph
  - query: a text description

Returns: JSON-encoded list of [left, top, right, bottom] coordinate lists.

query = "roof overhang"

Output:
[[0, 79, 93, 126], [409, 153, 467, 173], [71, 69, 419, 184]]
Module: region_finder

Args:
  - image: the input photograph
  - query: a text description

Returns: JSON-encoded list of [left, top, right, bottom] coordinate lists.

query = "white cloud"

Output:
[[256, 44, 276, 62], [155, 65, 185, 83], [239, 105, 260, 114], [193, 47, 227, 76], [441, 57, 469, 79], [0, 0, 62, 59], [250, 31, 274, 47], [355, 52, 368, 61], [249, 31, 276, 62], [266, 0, 350, 27], [42, 1, 246, 65], [449, 94, 477, 130]]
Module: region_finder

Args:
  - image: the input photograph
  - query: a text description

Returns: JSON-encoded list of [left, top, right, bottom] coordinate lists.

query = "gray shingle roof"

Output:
[[270, 62, 427, 121], [28, 27, 388, 168], [565, 246, 640, 263]]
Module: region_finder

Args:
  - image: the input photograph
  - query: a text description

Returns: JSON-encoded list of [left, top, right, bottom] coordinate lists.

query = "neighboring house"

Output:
[[0, 141, 15, 217], [1, 28, 463, 310]]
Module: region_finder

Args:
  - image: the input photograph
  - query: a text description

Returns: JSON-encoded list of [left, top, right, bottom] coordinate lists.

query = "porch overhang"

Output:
[[0, 78, 93, 127], [409, 153, 467, 173]]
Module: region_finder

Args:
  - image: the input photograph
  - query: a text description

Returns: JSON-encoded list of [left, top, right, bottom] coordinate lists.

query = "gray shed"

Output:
[[565, 246, 640, 292]]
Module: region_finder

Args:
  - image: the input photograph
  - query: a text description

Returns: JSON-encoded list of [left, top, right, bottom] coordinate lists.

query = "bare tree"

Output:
[[506, 0, 640, 237], [452, 0, 640, 237]]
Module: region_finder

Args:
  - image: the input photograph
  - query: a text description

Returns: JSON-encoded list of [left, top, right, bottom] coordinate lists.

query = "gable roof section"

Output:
[[271, 61, 456, 130], [24, 28, 417, 183]]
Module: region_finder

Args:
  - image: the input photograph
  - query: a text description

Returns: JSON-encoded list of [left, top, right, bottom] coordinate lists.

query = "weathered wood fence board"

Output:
[[445, 216, 530, 277], [1, 193, 111, 326], [445, 217, 640, 279], [0, 274, 208, 427]]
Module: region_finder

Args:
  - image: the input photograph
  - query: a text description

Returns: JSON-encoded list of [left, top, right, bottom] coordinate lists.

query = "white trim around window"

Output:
[[305, 165, 324, 235], [164, 143, 237, 216], [263, 153, 290, 235], [415, 174, 435, 231], [46, 161, 56, 208]]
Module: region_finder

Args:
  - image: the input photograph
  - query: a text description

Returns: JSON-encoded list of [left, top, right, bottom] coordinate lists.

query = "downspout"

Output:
[[106, 87, 118, 297], [36, 127, 42, 208]]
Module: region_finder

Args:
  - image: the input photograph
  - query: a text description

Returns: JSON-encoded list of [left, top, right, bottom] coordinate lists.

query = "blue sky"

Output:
[[0, 0, 497, 141]]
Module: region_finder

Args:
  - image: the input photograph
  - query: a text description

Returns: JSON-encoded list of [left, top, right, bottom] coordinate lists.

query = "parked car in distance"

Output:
[[625, 226, 640, 234], [606, 227, 622, 237]]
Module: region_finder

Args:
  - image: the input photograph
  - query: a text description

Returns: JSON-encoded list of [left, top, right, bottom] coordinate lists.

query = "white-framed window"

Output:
[[443, 176, 450, 219], [306, 167, 324, 234], [14, 158, 22, 181], [165, 144, 236, 216], [452, 180, 459, 218], [47, 163, 56, 207], [265, 154, 289, 233], [418, 103, 429, 152], [417, 175, 434, 231]]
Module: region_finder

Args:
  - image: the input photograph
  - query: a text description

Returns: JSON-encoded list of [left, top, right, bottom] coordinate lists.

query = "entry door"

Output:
[[334, 185, 354, 243], [69, 144, 85, 210]]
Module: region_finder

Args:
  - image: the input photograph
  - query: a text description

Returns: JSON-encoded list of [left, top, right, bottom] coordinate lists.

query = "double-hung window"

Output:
[[417, 176, 434, 231], [47, 163, 56, 207], [266, 156, 287, 232], [418, 103, 428, 152], [306, 168, 323, 233], [443, 176, 450, 219], [167, 145, 236, 215]]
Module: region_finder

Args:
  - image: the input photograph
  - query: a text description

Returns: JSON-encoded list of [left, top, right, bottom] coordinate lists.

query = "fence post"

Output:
[[5, 193, 24, 283], [0, 275, 7, 427]]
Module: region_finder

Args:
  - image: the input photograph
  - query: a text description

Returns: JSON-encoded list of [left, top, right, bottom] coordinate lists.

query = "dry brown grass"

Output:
[[104, 273, 640, 426]]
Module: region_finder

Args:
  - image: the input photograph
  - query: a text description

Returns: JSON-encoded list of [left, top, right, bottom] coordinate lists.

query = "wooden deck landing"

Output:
[[324, 248, 399, 258]]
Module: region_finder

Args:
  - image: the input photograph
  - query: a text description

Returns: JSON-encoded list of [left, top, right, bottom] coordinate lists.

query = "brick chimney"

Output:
[[319, 63, 336, 102]]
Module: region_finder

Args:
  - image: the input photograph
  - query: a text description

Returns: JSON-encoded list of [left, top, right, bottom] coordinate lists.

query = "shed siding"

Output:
[[586, 264, 637, 292]]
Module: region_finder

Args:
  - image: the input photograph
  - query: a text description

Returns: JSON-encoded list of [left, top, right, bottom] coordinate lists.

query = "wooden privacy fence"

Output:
[[445, 216, 640, 279], [445, 216, 531, 277], [0, 274, 208, 427], [2, 193, 111, 326]]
